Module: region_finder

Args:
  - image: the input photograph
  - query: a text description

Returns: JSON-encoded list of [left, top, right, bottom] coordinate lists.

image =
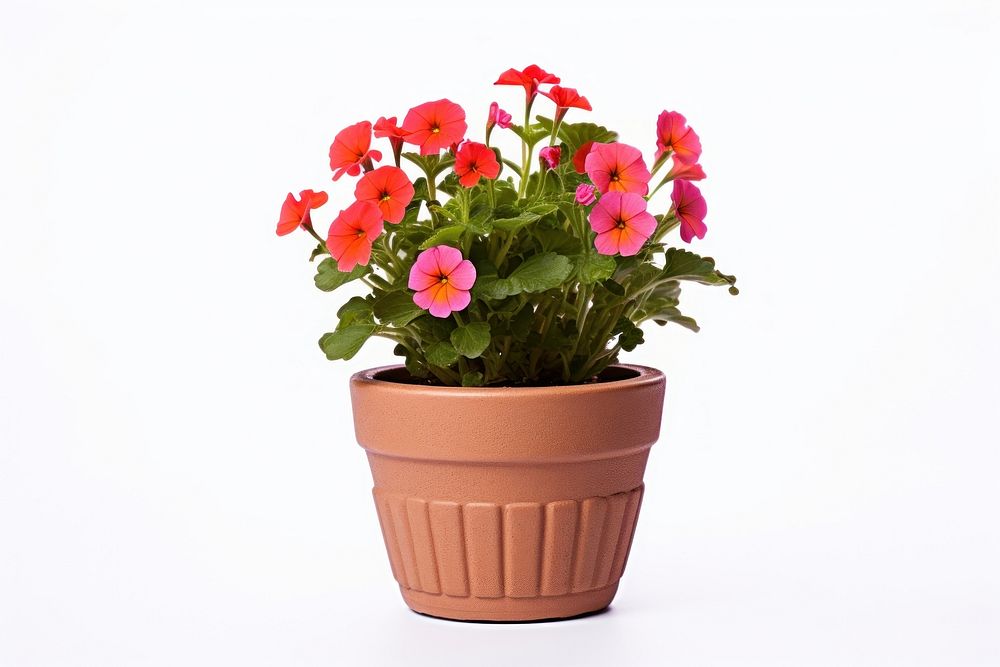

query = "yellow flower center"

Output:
[[615, 219, 626, 230], [356, 231, 365, 238], [439, 275, 449, 284], [431, 126, 441, 134], [381, 192, 392, 202], [610, 172, 621, 182]]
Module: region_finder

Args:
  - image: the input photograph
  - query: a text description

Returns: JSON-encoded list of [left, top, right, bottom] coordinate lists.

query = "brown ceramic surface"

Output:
[[350, 364, 665, 621]]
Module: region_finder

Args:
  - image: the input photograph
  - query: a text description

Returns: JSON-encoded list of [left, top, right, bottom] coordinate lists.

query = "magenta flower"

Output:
[[539, 145, 561, 169], [589, 192, 656, 256], [664, 158, 706, 182], [408, 245, 477, 318], [584, 142, 651, 196], [655, 111, 702, 164], [671, 180, 708, 243], [487, 101, 512, 130], [575, 183, 597, 206]]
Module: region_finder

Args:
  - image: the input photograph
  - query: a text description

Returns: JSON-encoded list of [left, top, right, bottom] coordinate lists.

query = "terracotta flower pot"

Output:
[[349, 364, 665, 622]]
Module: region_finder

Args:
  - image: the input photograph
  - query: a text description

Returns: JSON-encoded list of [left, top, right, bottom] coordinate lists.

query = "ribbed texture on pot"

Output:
[[372, 485, 644, 599]]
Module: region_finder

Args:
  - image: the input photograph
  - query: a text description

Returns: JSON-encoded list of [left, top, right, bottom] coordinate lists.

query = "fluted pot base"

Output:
[[402, 583, 619, 622], [350, 364, 666, 623]]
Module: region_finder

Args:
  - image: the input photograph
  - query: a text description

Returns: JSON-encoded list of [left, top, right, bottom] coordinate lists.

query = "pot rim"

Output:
[[350, 363, 664, 397], [350, 363, 665, 463]]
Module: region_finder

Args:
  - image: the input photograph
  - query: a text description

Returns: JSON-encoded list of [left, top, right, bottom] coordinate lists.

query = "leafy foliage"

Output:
[[293, 111, 736, 385]]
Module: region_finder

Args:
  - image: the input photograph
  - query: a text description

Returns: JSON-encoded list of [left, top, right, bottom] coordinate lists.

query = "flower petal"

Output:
[[444, 285, 471, 313], [447, 260, 477, 290]]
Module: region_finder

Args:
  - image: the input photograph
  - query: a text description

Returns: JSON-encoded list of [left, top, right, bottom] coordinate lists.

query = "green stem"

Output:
[[493, 232, 517, 268], [304, 224, 326, 248], [517, 97, 535, 199], [646, 175, 670, 201], [378, 235, 401, 278]]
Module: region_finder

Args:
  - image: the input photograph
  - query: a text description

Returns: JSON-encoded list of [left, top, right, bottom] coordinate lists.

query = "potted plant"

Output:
[[277, 65, 737, 621]]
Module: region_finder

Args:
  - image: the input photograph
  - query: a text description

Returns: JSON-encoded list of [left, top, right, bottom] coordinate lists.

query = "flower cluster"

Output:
[[278, 66, 736, 386]]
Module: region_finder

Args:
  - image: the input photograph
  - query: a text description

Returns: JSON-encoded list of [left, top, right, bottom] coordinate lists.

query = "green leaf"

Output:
[[600, 278, 625, 296], [661, 248, 735, 288], [472, 275, 514, 300], [614, 318, 645, 351], [373, 291, 423, 327], [535, 118, 618, 157], [653, 307, 700, 332], [308, 243, 327, 262], [450, 321, 491, 358], [461, 371, 485, 387], [492, 211, 541, 232], [574, 252, 616, 284], [318, 324, 376, 360], [410, 176, 429, 203], [336, 296, 373, 329], [500, 158, 523, 177], [510, 304, 535, 341], [437, 172, 462, 197], [477, 253, 573, 299], [510, 123, 550, 149], [526, 203, 559, 216], [314, 258, 369, 292], [419, 225, 466, 250], [506, 252, 573, 293], [425, 341, 460, 367]]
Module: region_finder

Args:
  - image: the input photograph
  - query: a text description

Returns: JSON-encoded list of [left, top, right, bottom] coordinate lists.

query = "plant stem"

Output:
[[517, 97, 535, 199]]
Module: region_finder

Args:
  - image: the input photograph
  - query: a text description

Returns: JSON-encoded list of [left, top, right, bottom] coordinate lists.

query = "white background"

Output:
[[2, 0, 998, 665]]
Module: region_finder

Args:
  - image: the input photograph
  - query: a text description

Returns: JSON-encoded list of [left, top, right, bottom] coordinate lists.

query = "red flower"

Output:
[[354, 166, 415, 224], [494, 64, 560, 101], [671, 180, 708, 243], [402, 99, 468, 156], [541, 85, 592, 112], [276, 189, 328, 236], [664, 158, 706, 182], [573, 141, 595, 174], [373, 116, 409, 164], [373, 116, 408, 142], [539, 145, 561, 169], [326, 200, 384, 271], [584, 142, 651, 195], [655, 111, 702, 164], [454, 141, 500, 188], [329, 121, 382, 181]]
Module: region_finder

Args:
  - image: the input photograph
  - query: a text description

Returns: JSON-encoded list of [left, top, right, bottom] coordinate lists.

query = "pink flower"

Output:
[[276, 189, 328, 236], [402, 99, 468, 156], [664, 158, 706, 182], [326, 200, 384, 271], [487, 101, 512, 130], [671, 180, 707, 243], [408, 245, 477, 318], [588, 192, 656, 256], [539, 145, 561, 169], [655, 111, 702, 164], [329, 121, 382, 181], [353, 166, 415, 224], [454, 141, 500, 187], [575, 183, 597, 206], [584, 142, 651, 195]]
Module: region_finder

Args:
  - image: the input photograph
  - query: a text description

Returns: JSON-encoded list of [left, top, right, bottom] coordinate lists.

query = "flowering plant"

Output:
[[278, 66, 737, 386]]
